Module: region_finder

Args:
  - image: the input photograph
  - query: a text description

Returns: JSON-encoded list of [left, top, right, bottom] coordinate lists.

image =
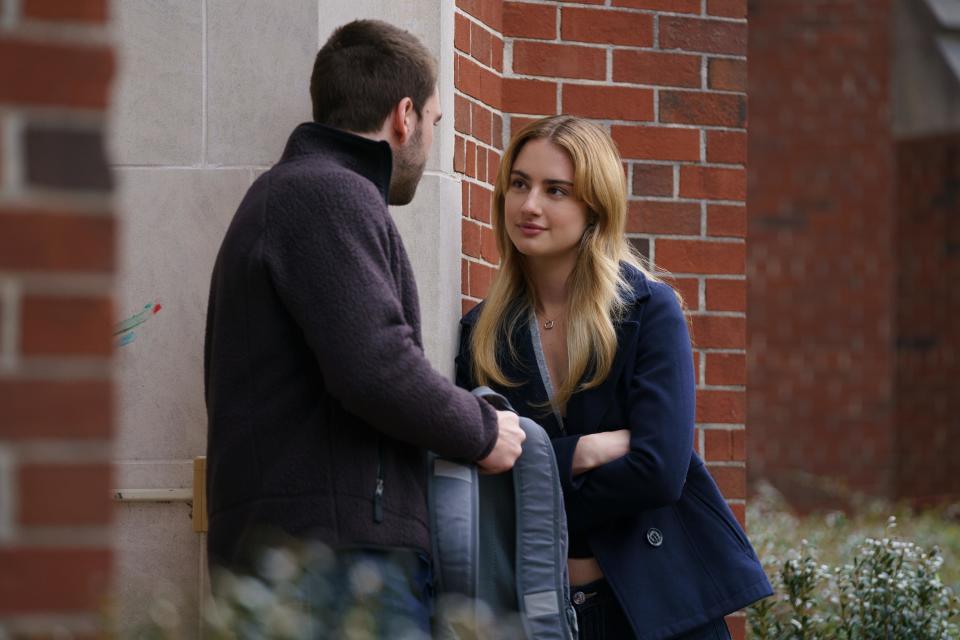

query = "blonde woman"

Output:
[[455, 116, 771, 639]]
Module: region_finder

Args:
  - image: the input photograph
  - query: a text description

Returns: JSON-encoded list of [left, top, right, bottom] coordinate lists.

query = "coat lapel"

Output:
[[499, 319, 562, 433], [565, 318, 641, 435]]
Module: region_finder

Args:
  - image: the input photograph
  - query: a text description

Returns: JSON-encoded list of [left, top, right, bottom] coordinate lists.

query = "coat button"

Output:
[[572, 591, 586, 605], [646, 527, 664, 547]]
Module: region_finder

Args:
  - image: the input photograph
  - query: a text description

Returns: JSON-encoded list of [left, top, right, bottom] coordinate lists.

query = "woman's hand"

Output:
[[571, 429, 630, 476]]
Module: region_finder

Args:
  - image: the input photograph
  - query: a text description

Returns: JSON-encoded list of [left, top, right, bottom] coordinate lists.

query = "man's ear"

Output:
[[390, 97, 416, 144]]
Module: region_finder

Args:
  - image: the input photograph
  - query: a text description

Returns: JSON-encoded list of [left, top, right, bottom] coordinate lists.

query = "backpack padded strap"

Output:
[[513, 417, 576, 639]]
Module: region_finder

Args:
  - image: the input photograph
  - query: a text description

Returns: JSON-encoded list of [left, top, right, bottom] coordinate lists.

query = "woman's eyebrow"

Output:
[[510, 170, 573, 186]]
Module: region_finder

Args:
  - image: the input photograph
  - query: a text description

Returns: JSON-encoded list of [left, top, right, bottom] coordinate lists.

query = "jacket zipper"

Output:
[[373, 437, 384, 523]]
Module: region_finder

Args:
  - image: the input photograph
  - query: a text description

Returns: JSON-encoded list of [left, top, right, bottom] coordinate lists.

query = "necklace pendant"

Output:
[[543, 319, 555, 330]]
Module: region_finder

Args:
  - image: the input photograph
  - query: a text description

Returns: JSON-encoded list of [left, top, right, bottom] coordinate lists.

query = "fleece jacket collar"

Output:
[[280, 121, 394, 204]]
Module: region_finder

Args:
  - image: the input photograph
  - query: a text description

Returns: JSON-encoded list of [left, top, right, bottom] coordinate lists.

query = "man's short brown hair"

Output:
[[310, 20, 438, 133]]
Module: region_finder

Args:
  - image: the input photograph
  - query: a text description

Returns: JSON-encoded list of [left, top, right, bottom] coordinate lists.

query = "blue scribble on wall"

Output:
[[115, 301, 161, 347]]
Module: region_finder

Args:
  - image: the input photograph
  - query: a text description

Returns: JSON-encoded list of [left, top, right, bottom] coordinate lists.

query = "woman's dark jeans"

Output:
[[571, 578, 731, 640]]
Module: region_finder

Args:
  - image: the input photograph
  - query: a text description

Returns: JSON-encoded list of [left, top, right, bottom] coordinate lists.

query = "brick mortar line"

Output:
[[686, 312, 746, 319], [456, 53, 503, 80], [674, 274, 747, 281], [0, 0, 17, 28], [460, 175, 495, 189], [698, 424, 748, 430], [0, 196, 114, 216], [659, 270, 746, 278], [453, 130, 504, 156], [698, 343, 706, 383], [0, 20, 111, 45], [1, 112, 22, 195], [0, 277, 21, 373], [696, 348, 747, 354], [453, 87, 509, 117], [462, 255, 499, 268], [489, 105, 748, 131], [458, 46, 506, 77], [548, 77, 747, 97], [627, 197, 745, 206], [509, 1, 745, 22], [1, 357, 111, 380], [506, 36, 748, 62], [704, 461, 746, 468], [0, 444, 14, 542], [462, 218, 495, 230], [699, 384, 747, 391], [0, 106, 105, 126], [0, 613, 101, 635], [0, 190, 113, 213], [2, 526, 112, 549], [7, 440, 111, 464], [455, 7, 505, 39], [631, 232, 745, 243], [0, 272, 113, 296]]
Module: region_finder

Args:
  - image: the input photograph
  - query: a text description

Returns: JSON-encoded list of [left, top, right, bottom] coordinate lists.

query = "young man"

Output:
[[203, 19, 524, 636]]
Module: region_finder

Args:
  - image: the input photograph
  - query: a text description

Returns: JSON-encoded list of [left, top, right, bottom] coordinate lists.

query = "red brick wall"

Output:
[[0, 0, 115, 635], [456, 2, 749, 636], [456, 0, 505, 313], [895, 134, 960, 505], [747, 0, 896, 508]]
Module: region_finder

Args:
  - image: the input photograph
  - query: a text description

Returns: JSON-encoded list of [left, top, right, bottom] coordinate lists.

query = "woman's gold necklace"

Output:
[[538, 309, 561, 330]]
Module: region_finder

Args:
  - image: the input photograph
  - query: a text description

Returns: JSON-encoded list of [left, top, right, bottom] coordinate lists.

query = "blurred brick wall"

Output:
[[747, 0, 897, 507], [0, 0, 115, 636], [456, 2, 749, 636], [895, 134, 960, 505]]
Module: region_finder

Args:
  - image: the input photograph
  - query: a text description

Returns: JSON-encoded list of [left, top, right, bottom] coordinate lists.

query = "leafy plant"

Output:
[[748, 490, 960, 640]]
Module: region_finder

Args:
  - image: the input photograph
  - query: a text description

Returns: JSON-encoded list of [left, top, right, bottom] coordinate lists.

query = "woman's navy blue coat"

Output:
[[456, 265, 772, 640]]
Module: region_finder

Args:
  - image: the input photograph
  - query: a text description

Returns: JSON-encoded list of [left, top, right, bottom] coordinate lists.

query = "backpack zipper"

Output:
[[373, 437, 384, 523]]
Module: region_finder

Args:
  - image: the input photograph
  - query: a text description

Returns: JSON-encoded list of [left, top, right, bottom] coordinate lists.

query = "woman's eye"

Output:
[[510, 179, 527, 190], [548, 187, 567, 197]]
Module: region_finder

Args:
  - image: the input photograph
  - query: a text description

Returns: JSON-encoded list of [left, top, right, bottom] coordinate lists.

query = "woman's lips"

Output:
[[519, 223, 546, 237]]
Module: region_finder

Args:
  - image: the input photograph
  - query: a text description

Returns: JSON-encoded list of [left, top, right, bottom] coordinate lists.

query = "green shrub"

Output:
[[748, 485, 960, 640]]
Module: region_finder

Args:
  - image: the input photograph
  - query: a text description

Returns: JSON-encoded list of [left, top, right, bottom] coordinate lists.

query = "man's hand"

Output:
[[476, 410, 525, 474]]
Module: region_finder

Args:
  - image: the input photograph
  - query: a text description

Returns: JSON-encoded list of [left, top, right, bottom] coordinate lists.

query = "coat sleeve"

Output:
[[264, 173, 497, 461], [454, 321, 476, 391], [550, 283, 696, 532]]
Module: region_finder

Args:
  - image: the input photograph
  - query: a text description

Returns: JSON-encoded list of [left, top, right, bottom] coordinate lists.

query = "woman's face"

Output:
[[503, 138, 590, 265]]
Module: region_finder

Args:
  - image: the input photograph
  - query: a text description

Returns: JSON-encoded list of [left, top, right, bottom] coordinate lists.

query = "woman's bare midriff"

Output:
[[568, 556, 604, 586]]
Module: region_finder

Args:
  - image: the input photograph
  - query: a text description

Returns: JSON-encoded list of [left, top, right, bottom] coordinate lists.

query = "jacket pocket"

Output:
[[686, 484, 751, 553]]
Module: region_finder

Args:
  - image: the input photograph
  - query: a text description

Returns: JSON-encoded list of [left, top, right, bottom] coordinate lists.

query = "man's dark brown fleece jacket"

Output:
[[204, 122, 498, 568]]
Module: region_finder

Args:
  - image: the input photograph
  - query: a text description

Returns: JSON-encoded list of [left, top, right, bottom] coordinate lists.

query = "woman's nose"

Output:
[[520, 190, 541, 215]]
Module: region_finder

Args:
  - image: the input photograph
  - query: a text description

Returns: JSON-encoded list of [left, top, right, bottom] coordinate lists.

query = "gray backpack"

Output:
[[429, 387, 578, 639]]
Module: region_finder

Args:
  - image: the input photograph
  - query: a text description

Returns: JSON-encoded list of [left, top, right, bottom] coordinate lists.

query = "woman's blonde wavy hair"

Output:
[[470, 115, 673, 410]]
